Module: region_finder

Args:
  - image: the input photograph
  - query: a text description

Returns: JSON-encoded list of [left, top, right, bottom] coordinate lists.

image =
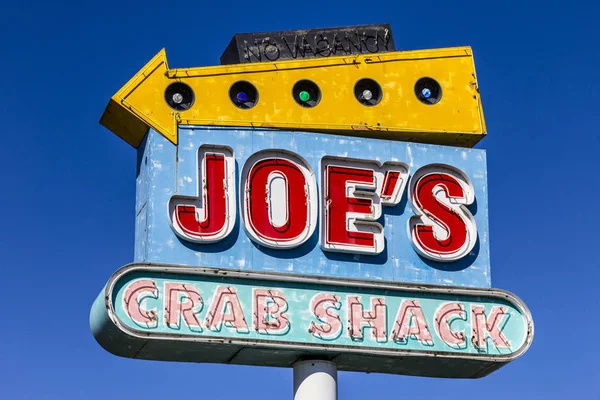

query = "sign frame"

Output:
[[91, 262, 534, 379]]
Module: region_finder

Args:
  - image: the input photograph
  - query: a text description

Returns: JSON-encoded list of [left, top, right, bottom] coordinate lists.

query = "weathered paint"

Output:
[[220, 24, 396, 64], [100, 47, 486, 148], [135, 127, 491, 288], [90, 263, 533, 378], [90, 32, 536, 377]]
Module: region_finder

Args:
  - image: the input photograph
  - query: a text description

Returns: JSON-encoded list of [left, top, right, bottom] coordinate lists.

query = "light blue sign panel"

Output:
[[135, 127, 490, 288]]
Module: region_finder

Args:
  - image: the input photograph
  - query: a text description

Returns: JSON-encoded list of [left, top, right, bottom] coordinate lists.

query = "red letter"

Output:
[[471, 305, 511, 350], [122, 279, 158, 329], [164, 283, 203, 331], [434, 302, 466, 348], [241, 150, 317, 248], [347, 296, 387, 342], [408, 164, 477, 261], [321, 157, 409, 255], [169, 145, 235, 243], [253, 289, 289, 335], [309, 293, 342, 340], [205, 286, 249, 333], [391, 300, 433, 345]]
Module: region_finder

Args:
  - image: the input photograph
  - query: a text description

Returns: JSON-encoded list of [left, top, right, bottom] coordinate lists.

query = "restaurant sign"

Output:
[[92, 263, 532, 378], [90, 126, 533, 378]]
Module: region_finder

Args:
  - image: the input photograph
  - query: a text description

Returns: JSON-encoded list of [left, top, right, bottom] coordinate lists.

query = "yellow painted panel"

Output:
[[101, 47, 486, 148]]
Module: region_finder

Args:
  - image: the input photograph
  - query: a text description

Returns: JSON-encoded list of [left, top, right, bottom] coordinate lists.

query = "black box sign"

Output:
[[220, 24, 396, 65]]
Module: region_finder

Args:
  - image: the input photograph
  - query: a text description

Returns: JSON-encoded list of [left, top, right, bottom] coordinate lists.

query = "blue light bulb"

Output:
[[236, 92, 249, 103], [421, 88, 432, 99]]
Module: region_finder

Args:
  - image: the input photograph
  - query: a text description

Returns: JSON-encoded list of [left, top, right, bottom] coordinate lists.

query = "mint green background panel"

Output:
[[90, 264, 533, 378]]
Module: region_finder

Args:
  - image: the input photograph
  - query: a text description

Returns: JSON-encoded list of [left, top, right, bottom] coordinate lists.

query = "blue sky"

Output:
[[1, 0, 599, 398]]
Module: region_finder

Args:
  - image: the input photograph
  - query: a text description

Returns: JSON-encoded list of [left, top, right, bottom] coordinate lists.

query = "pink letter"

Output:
[[122, 279, 158, 329], [471, 305, 511, 350], [434, 302, 466, 348], [347, 296, 387, 342], [308, 293, 342, 340], [391, 300, 433, 345], [253, 289, 289, 335], [205, 286, 249, 333], [164, 283, 203, 331]]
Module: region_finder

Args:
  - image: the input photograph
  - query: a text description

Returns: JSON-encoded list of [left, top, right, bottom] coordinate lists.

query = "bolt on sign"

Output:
[[91, 25, 533, 379]]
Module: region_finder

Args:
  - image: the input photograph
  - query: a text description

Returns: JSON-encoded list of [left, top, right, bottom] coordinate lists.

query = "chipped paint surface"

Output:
[[135, 127, 491, 288], [101, 47, 486, 148], [90, 263, 533, 378], [113, 269, 526, 354]]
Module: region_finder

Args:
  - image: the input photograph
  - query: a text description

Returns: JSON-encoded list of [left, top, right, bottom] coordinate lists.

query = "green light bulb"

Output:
[[299, 91, 311, 102]]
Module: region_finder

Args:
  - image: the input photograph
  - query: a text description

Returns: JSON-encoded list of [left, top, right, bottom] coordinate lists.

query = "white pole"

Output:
[[293, 360, 337, 400]]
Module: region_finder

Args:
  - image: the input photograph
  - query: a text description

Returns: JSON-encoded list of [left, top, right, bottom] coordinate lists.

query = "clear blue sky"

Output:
[[1, 0, 598, 398]]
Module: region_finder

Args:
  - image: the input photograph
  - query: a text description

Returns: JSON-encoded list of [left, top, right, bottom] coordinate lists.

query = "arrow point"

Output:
[[100, 49, 176, 148]]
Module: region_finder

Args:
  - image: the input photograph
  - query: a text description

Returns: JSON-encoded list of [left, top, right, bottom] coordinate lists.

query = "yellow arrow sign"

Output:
[[100, 47, 486, 148]]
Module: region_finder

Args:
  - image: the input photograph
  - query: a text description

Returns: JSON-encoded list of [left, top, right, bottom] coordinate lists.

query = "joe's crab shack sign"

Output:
[[91, 126, 533, 378]]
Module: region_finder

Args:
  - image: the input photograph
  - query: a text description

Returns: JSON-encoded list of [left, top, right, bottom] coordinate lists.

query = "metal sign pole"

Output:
[[293, 360, 337, 400]]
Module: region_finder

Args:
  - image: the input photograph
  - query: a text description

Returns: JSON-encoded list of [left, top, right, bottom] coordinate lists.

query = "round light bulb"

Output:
[[172, 93, 184, 104], [362, 89, 373, 101], [421, 88, 432, 99], [236, 92, 249, 103], [299, 91, 311, 102]]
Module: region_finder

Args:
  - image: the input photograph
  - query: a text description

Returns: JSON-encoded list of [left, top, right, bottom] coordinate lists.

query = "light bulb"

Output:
[[299, 91, 310, 102], [236, 92, 249, 103], [172, 93, 183, 104]]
